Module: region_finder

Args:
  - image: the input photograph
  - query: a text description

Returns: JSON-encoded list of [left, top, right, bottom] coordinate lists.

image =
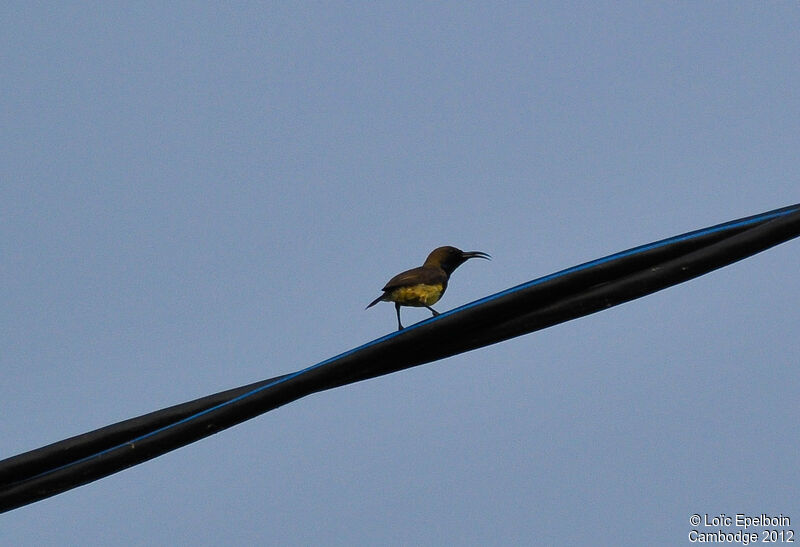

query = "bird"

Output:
[[366, 246, 490, 330]]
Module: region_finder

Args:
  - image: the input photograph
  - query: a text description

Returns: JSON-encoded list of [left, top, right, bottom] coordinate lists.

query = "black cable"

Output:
[[1, 203, 798, 513], [0, 374, 291, 490]]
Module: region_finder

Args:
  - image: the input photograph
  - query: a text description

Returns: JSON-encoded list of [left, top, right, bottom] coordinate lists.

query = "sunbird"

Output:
[[367, 246, 490, 330]]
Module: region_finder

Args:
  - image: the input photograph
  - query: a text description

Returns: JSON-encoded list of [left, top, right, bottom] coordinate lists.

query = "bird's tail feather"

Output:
[[365, 294, 385, 309]]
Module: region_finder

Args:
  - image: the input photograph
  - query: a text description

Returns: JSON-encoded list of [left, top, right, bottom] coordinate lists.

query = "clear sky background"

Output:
[[2, 3, 799, 545]]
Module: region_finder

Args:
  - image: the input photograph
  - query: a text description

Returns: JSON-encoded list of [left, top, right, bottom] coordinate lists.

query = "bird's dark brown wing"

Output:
[[382, 266, 447, 291]]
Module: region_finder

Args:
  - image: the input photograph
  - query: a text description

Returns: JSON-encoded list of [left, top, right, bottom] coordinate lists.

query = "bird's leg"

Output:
[[395, 302, 404, 330], [425, 306, 439, 317]]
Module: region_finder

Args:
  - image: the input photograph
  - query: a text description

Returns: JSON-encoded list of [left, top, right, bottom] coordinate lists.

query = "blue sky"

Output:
[[2, 3, 799, 544]]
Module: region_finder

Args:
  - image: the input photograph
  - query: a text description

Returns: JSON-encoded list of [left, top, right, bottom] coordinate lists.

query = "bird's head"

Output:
[[423, 246, 491, 275]]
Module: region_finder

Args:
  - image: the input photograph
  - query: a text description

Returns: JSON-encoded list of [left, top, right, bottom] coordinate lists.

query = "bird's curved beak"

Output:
[[462, 251, 491, 261]]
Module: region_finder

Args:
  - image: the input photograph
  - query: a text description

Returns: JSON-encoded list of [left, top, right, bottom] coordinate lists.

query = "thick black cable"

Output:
[[1, 203, 798, 513]]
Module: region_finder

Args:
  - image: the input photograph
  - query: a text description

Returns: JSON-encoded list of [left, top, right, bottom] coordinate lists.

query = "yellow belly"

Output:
[[386, 284, 444, 307]]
